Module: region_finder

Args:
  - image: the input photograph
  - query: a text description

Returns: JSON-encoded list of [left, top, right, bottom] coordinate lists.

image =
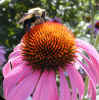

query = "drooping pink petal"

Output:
[[9, 56, 25, 69], [88, 80, 96, 100], [71, 86, 77, 100], [3, 64, 33, 98], [7, 71, 40, 100], [76, 39, 99, 84], [3, 55, 25, 77], [77, 59, 96, 89], [77, 59, 97, 100], [3, 44, 23, 77], [67, 73, 77, 100], [80, 53, 99, 83], [3, 62, 12, 77], [32, 71, 58, 100], [8, 43, 23, 60], [9, 50, 22, 59], [88, 80, 92, 97], [76, 39, 99, 61], [59, 69, 71, 100], [66, 65, 85, 100]]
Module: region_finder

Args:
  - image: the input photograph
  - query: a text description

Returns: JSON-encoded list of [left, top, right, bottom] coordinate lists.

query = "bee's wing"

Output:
[[17, 13, 33, 24]]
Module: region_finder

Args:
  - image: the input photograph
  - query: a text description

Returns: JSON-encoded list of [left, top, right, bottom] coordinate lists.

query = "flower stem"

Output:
[[89, 0, 95, 44], [84, 76, 89, 96], [94, 33, 99, 49]]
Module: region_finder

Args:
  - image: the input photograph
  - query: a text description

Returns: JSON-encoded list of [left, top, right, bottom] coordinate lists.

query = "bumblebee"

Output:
[[18, 7, 46, 32]]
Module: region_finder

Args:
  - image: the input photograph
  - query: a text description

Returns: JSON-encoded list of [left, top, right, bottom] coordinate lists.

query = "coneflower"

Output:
[[3, 9, 99, 100]]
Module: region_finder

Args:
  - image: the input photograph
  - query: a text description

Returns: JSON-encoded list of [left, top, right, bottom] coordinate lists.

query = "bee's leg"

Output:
[[24, 20, 31, 32]]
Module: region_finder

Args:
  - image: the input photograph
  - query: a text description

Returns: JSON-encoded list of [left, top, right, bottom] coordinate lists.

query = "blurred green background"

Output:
[[0, 0, 99, 100]]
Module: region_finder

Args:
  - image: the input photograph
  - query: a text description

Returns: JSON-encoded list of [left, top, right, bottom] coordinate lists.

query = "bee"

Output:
[[18, 7, 46, 32]]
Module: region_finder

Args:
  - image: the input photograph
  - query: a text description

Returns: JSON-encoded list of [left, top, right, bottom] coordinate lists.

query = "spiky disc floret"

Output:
[[21, 21, 77, 71]]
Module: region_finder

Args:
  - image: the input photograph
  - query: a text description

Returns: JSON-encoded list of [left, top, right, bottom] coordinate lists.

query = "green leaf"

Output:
[[94, 33, 99, 49]]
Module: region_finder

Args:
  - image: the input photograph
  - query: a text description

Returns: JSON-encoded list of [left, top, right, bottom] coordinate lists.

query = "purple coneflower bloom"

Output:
[[3, 21, 99, 100], [0, 46, 6, 66], [88, 21, 99, 36]]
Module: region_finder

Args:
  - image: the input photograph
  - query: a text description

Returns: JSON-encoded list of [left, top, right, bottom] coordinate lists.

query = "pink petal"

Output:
[[3, 64, 33, 98], [77, 59, 97, 100], [32, 71, 58, 100], [3, 62, 12, 77], [88, 80, 92, 97], [77, 59, 96, 89], [8, 43, 22, 60], [59, 69, 71, 100], [88, 80, 96, 100], [3, 55, 25, 77], [7, 71, 40, 100], [76, 39, 99, 60], [72, 87, 77, 100], [9, 56, 25, 69], [80, 54, 99, 83], [9, 50, 21, 59], [76, 39, 99, 83], [3, 45, 23, 77], [66, 65, 85, 100]]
